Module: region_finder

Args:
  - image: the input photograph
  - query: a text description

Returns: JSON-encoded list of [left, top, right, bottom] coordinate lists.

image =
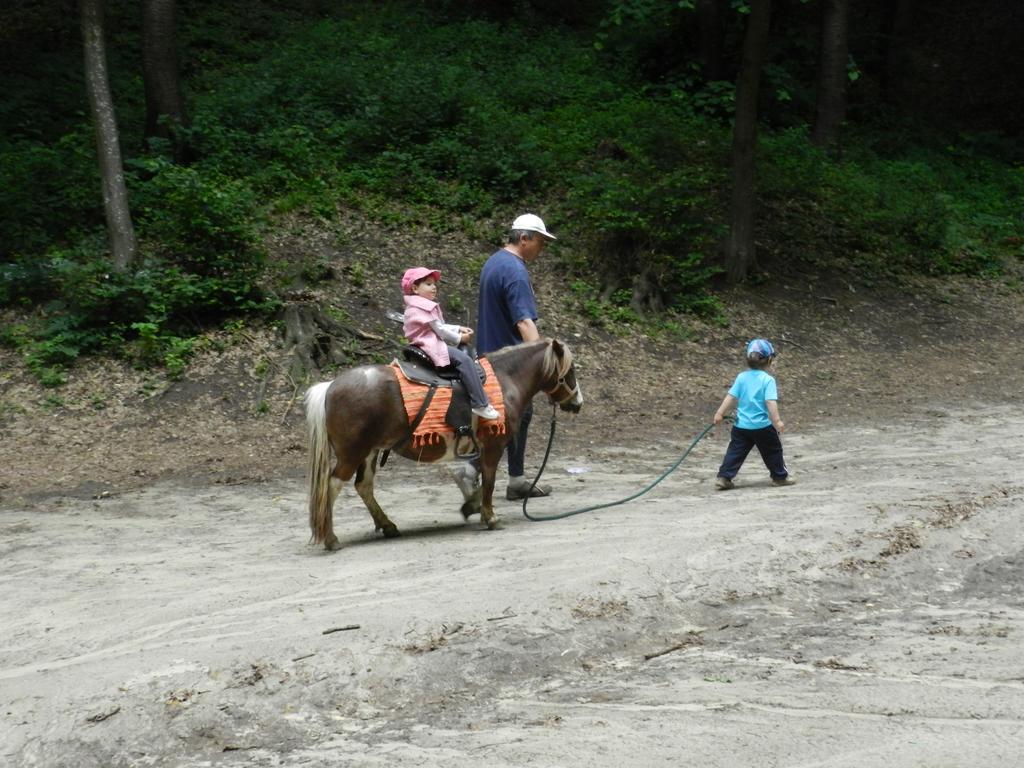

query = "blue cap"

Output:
[[746, 338, 775, 359]]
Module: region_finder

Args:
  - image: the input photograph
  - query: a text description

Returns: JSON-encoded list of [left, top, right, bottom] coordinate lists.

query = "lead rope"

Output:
[[521, 405, 717, 522]]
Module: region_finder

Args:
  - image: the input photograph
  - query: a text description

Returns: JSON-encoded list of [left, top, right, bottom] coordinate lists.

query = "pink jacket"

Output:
[[403, 294, 453, 366]]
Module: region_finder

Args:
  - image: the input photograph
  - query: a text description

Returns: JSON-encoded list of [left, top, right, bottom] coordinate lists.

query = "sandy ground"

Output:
[[2, 399, 1023, 767]]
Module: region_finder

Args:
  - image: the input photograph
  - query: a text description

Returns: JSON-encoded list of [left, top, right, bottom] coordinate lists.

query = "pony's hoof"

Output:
[[460, 500, 480, 519], [483, 516, 503, 530], [382, 525, 401, 539], [325, 537, 342, 552]]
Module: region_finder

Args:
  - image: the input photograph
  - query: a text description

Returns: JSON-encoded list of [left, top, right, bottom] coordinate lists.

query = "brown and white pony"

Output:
[[304, 338, 583, 550]]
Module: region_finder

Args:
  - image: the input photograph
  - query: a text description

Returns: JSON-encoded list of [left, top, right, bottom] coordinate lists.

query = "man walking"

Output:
[[457, 213, 557, 501]]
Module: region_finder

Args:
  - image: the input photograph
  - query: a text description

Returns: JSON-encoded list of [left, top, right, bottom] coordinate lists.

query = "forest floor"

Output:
[[2, 213, 1024, 766]]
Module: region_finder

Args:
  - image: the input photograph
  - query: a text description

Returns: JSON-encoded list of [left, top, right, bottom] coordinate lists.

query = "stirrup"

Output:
[[453, 432, 479, 461]]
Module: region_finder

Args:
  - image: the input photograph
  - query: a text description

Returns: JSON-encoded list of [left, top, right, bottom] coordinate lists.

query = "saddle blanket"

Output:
[[390, 358, 507, 449]]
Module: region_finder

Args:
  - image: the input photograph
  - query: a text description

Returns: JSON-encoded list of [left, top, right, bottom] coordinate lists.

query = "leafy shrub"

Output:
[[0, 210, 273, 383], [131, 158, 266, 310], [759, 127, 1021, 278], [559, 98, 727, 313], [0, 128, 101, 260], [3, 0, 1022, 382]]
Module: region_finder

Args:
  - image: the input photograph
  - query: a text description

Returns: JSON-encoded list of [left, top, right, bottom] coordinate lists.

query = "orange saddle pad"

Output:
[[390, 358, 507, 449]]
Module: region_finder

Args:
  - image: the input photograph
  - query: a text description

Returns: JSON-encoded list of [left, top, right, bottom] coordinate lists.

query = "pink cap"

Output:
[[401, 267, 441, 295]]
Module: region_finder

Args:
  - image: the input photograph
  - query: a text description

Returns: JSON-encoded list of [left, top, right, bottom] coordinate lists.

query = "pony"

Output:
[[304, 338, 583, 550]]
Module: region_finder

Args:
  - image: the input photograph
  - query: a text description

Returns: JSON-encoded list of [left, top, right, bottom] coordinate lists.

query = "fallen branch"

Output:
[[322, 624, 361, 635], [85, 705, 120, 723], [643, 633, 703, 661], [354, 329, 385, 341], [280, 380, 302, 424]]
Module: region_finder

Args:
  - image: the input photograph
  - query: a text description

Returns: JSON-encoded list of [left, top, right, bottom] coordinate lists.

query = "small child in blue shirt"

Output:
[[712, 338, 795, 490]]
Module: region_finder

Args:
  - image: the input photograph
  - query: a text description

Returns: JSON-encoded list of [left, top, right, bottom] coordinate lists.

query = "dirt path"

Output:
[[3, 401, 1022, 766]]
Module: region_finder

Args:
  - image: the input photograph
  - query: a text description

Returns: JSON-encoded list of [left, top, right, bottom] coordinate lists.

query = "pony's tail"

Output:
[[304, 381, 335, 545]]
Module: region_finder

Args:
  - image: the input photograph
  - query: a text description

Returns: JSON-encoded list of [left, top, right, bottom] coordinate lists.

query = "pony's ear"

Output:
[[551, 338, 564, 357]]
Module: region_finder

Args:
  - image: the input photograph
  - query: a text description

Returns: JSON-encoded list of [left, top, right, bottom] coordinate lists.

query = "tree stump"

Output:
[[281, 301, 354, 380]]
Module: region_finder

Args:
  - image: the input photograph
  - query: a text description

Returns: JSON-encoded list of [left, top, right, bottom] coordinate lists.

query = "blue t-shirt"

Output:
[[728, 369, 778, 429], [476, 248, 538, 354]]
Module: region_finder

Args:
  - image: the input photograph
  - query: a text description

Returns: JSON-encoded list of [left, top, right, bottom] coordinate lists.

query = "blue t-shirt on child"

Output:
[[728, 369, 778, 429], [476, 248, 538, 355]]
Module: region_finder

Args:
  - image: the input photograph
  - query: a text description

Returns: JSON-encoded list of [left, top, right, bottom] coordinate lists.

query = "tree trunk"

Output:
[[882, 0, 915, 105], [81, 0, 137, 271], [696, 0, 725, 81], [280, 302, 390, 380], [142, 0, 190, 161], [811, 0, 849, 149], [724, 0, 771, 283]]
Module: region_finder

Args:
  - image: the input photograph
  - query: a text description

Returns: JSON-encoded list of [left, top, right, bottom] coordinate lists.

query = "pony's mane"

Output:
[[542, 340, 573, 380], [488, 339, 572, 380]]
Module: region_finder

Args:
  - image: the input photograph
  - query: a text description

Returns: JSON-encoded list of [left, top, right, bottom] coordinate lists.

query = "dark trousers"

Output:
[[471, 401, 532, 477], [448, 345, 488, 409], [506, 401, 533, 477], [718, 425, 789, 480]]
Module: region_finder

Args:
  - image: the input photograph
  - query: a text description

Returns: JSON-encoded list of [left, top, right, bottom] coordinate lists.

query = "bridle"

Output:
[[543, 349, 580, 406]]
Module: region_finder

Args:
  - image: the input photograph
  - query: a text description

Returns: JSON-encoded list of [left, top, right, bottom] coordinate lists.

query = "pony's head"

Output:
[[542, 339, 583, 413]]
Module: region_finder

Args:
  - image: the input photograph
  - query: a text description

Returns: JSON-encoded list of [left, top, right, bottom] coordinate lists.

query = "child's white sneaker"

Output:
[[771, 476, 796, 487], [472, 404, 500, 420]]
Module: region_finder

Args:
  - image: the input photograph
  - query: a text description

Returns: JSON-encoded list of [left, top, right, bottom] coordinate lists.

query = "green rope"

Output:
[[521, 407, 717, 522]]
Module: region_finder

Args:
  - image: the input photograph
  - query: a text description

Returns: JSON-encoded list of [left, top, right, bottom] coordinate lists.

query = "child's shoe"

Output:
[[472, 404, 500, 420], [714, 476, 734, 490], [771, 476, 796, 487]]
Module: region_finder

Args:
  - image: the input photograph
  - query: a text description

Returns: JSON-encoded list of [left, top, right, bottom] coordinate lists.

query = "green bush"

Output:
[[2, 251, 275, 381], [759, 128, 1022, 278], [0, 128, 100, 260], [559, 98, 726, 313], [2, 0, 1021, 382], [132, 158, 266, 307]]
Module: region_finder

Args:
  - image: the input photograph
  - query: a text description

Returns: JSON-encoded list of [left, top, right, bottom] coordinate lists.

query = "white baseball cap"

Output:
[[512, 213, 557, 240]]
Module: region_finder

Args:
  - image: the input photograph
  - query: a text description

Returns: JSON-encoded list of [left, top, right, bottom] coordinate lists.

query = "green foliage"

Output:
[[0, 141, 272, 382], [759, 127, 1023, 278], [557, 98, 727, 313], [2, 0, 1021, 385], [570, 279, 641, 329], [131, 157, 268, 309], [0, 128, 100, 259], [128, 321, 195, 378], [446, 293, 464, 314], [0, 236, 274, 383]]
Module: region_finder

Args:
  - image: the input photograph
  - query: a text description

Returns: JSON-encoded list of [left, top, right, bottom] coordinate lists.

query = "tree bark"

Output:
[[142, 0, 190, 161], [280, 302, 389, 380], [81, 0, 137, 271], [724, 0, 771, 283], [882, 0, 915, 105], [696, 0, 725, 81], [811, 0, 849, 149]]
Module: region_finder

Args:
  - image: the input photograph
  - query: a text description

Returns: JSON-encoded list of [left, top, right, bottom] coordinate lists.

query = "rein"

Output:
[[520, 408, 716, 522]]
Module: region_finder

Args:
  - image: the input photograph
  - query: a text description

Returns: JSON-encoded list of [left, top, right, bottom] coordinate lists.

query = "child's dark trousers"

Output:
[[717, 425, 789, 480]]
